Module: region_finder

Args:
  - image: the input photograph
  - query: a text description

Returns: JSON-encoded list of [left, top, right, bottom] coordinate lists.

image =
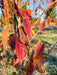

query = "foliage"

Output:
[[0, 0, 57, 75]]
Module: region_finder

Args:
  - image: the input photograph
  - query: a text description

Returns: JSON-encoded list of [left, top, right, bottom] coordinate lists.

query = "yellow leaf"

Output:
[[43, 55, 48, 58], [0, 69, 2, 72], [2, 26, 10, 51], [32, 30, 35, 35], [37, 40, 41, 44], [46, 23, 50, 26], [34, 57, 39, 66], [27, 9, 32, 15], [29, 48, 32, 53], [33, 44, 36, 49], [37, 0, 40, 4]]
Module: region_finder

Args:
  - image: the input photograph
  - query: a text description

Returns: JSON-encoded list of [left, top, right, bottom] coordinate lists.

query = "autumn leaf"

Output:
[[27, 9, 32, 15], [2, 26, 10, 51], [47, 17, 52, 23], [30, 22, 35, 27], [3, 0, 9, 25], [33, 44, 36, 49], [35, 55, 45, 73], [54, 19, 57, 25], [37, 0, 40, 4], [19, 27, 27, 42], [34, 42, 45, 59], [38, 20, 45, 30], [26, 61, 34, 75], [39, 6, 44, 11], [34, 57, 39, 66], [15, 39, 26, 65], [13, 1, 32, 40], [32, 30, 35, 35], [28, 0, 30, 5], [29, 48, 32, 53], [13, 72, 16, 75], [9, 34, 18, 50], [22, 17, 32, 40], [33, 0, 35, 4]]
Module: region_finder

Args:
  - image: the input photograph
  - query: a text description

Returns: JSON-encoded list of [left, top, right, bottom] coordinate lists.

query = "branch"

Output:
[[47, 42, 57, 55], [29, 30, 40, 43], [32, 0, 57, 16]]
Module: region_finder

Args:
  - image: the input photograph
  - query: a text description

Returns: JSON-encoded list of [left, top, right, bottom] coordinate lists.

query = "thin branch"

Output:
[[32, 0, 57, 16], [29, 30, 40, 43], [47, 42, 57, 55]]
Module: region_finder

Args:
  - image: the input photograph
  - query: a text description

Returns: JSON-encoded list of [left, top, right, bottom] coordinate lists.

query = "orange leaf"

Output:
[[28, 0, 30, 5], [30, 22, 35, 27], [27, 9, 32, 15], [29, 48, 32, 53], [54, 19, 57, 25], [2, 26, 10, 51], [39, 6, 44, 11], [47, 17, 52, 23], [3, 0, 9, 25], [37, 40, 41, 44], [33, 44, 36, 49], [44, 70, 48, 74]]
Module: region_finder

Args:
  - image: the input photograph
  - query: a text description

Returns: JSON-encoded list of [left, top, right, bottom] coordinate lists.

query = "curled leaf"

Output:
[[9, 34, 18, 50]]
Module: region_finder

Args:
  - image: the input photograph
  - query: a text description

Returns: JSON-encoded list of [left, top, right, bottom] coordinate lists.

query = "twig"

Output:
[[29, 30, 40, 43], [32, 0, 57, 16], [47, 42, 57, 55]]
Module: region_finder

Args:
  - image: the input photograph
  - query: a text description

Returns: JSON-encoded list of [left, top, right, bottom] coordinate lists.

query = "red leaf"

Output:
[[20, 9, 32, 40], [13, 72, 16, 75], [13, 1, 32, 40], [19, 27, 27, 42], [26, 62, 34, 75], [35, 55, 45, 73], [38, 20, 45, 30], [9, 34, 18, 50], [15, 39, 26, 65], [34, 42, 45, 59], [22, 17, 32, 40], [13, 55, 19, 66]]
